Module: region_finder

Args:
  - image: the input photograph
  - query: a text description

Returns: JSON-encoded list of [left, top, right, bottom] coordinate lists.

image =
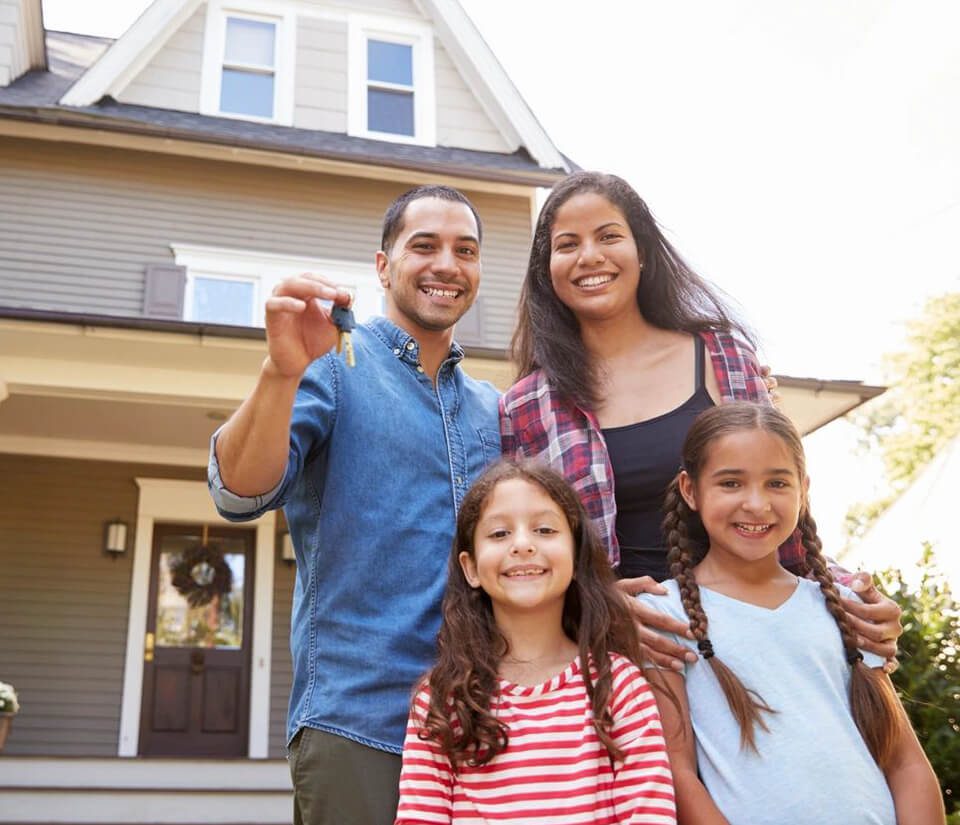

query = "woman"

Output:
[[501, 171, 901, 670]]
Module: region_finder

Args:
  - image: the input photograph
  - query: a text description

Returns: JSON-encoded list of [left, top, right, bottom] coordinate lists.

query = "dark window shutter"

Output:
[[143, 264, 187, 319], [456, 296, 484, 346]]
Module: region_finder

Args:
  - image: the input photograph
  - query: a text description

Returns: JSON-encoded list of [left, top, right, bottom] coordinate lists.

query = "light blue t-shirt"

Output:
[[639, 577, 895, 825]]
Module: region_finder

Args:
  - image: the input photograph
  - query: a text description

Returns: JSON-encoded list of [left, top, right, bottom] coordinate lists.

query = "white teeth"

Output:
[[504, 568, 545, 577], [736, 523, 772, 533], [423, 287, 459, 298], [575, 274, 614, 287]]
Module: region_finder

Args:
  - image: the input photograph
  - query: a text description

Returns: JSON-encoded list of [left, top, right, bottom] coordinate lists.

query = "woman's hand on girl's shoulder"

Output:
[[616, 577, 697, 671]]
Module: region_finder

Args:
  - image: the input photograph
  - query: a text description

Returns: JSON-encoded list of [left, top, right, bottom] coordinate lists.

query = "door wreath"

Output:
[[170, 542, 233, 607]]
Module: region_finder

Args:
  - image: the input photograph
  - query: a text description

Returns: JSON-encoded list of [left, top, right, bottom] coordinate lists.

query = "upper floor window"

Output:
[[173, 245, 384, 329], [348, 16, 436, 145], [220, 17, 277, 119], [200, 2, 294, 125]]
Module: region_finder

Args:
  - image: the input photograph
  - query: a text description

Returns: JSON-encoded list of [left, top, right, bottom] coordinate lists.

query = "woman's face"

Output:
[[548, 192, 643, 325]]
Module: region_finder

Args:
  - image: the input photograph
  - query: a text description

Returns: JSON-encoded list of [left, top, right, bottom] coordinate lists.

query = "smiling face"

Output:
[[459, 477, 575, 623], [679, 428, 806, 570], [548, 191, 643, 326], [376, 197, 481, 337]]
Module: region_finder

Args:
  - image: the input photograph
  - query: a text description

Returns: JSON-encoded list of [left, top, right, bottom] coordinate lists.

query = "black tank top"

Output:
[[600, 338, 715, 581]]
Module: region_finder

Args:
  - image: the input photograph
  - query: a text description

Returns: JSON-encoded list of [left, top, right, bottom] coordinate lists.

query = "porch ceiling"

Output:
[[0, 319, 883, 466]]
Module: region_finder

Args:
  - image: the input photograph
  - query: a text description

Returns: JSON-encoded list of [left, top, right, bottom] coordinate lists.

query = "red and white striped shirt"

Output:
[[395, 654, 676, 824]]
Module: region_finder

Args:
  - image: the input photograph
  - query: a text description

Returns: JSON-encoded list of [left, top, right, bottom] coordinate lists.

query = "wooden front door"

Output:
[[139, 524, 254, 757]]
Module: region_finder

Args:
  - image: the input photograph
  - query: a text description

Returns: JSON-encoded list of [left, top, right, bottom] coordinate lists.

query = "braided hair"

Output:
[[663, 402, 903, 765]]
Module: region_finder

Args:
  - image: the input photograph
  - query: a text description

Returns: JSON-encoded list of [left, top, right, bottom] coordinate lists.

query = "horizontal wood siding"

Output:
[[294, 15, 348, 133], [300, 0, 426, 17], [117, 5, 205, 112], [0, 454, 204, 756], [435, 40, 511, 153], [269, 547, 294, 758], [0, 137, 532, 349]]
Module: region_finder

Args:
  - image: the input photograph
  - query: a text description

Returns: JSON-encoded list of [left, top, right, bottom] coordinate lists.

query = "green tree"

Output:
[[878, 547, 960, 817], [845, 292, 960, 540]]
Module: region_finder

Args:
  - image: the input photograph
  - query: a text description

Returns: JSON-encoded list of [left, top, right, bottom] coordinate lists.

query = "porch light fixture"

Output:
[[104, 519, 128, 556], [280, 530, 296, 564]]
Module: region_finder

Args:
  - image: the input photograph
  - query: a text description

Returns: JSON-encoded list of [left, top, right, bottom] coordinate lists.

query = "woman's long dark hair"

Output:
[[663, 402, 903, 764], [512, 171, 753, 409], [416, 459, 643, 766]]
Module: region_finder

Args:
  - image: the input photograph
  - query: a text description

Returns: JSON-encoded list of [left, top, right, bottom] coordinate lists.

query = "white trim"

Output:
[[416, 0, 568, 171], [60, 0, 205, 107], [347, 13, 436, 146], [118, 479, 276, 758], [172, 243, 385, 327], [0, 434, 209, 466], [200, 0, 296, 126]]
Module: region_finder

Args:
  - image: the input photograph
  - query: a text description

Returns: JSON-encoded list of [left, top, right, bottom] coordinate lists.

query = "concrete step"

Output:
[[0, 757, 293, 824]]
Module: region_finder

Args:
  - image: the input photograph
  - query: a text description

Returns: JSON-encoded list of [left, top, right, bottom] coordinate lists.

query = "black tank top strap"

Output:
[[694, 335, 706, 390]]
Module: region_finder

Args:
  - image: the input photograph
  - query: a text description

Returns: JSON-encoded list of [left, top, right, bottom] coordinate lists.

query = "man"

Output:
[[208, 185, 500, 824]]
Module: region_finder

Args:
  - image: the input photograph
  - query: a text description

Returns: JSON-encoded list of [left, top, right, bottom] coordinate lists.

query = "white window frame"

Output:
[[173, 244, 385, 328], [200, 0, 295, 126], [347, 14, 436, 146]]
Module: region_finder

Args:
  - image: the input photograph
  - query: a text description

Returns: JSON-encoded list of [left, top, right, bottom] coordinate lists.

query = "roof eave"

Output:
[[0, 105, 568, 189]]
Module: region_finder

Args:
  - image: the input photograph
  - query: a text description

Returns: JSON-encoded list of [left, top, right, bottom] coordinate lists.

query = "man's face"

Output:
[[376, 197, 481, 337]]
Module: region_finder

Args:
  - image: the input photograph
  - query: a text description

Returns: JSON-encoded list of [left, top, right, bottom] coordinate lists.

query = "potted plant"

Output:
[[0, 681, 19, 751]]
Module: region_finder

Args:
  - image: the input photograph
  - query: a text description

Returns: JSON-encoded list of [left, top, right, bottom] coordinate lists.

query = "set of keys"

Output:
[[331, 303, 356, 368]]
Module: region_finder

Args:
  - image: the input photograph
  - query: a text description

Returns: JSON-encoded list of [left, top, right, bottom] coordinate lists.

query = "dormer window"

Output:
[[200, 2, 294, 125], [367, 39, 414, 136], [220, 17, 276, 119], [348, 16, 435, 145]]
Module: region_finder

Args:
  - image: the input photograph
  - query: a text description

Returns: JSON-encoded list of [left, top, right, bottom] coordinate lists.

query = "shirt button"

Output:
[[406, 341, 415, 351], [416, 365, 424, 373], [455, 476, 463, 485], [393, 347, 401, 356]]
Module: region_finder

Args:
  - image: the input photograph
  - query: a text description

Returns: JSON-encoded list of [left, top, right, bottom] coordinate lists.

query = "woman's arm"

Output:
[[880, 675, 945, 825], [643, 668, 730, 825]]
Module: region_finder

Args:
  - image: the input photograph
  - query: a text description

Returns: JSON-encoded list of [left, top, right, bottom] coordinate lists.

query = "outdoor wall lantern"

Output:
[[280, 530, 296, 564], [104, 519, 128, 556]]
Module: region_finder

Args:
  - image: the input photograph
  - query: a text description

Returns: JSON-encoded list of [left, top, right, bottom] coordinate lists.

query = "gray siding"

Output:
[[0, 137, 532, 348], [294, 16, 347, 133], [0, 454, 204, 756], [435, 40, 512, 153], [117, 5, 205, 112]]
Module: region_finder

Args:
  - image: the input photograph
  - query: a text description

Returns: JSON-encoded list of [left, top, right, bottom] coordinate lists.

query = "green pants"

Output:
[[288, 726, 402, 825]]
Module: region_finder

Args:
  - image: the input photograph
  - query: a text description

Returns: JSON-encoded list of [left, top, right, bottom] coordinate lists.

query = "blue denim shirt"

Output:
[[208, 317, 500, 753]]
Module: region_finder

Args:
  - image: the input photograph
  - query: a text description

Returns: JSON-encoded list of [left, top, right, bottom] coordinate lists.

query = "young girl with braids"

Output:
[[638, 402, 942, 825], [395, 459, 677, 824]]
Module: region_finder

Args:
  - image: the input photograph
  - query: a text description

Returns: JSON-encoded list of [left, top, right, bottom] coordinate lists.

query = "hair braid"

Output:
[[663, 479, 775, 752], [798, 511, 902, 768]]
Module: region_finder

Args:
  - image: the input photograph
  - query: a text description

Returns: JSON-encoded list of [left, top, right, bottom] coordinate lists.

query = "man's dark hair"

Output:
[[380, 185, 483, 253]]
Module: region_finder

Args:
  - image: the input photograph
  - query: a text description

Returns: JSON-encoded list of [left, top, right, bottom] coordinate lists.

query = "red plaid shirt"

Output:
[[500, 330, 807, 574]]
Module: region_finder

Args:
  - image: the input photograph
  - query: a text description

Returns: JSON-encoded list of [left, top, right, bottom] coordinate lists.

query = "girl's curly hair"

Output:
[[415, 458, 643, 766]]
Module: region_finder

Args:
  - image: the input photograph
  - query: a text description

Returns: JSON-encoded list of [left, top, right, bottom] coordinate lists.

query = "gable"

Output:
[[58, 0, 560, 166]]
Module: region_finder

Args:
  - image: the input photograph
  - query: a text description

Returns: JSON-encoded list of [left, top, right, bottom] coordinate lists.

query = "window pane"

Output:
[[368, 88, 414, 136], [220, 68, 274, 118], [224, 17, 275, 67], [368, 40, 413, 86], [193, 277, 255, 326], [155, 534, 246, 649]]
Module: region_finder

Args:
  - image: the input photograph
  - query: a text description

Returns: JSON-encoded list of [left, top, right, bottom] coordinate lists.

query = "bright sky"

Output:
[[39, 0, 960, 558]]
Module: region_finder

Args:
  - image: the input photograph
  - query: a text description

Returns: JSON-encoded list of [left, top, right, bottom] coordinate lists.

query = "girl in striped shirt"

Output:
[[395, 459, 677, 824]]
